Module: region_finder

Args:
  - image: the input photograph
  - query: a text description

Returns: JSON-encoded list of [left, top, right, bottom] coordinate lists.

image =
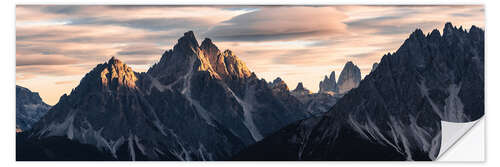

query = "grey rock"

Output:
[[269, 77, 290, 92], [234, 22, 484, 161], [319, 71, 338, 94], [371, 62, 379, 73], [337, 61, 361, 94], [16, 85, 51, 131], [291, 93, 339, 116], [30, 31, 310, 161], [291, 82, 311, 96]]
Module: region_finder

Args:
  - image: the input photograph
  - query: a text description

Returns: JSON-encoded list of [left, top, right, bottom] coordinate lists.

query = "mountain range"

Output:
[[22, 31, 310, 161], [233, 22, 484, 161], [291, 61, 363, 115], [16, 22, 484, 161]]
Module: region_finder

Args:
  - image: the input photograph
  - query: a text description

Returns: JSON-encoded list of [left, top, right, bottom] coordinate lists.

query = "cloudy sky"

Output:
[[16, 5, 484, 105]]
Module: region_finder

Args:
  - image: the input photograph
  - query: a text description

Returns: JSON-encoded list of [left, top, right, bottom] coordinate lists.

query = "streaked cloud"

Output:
[[16, 5, 484, 105], [55, 81, 75, 85], [205, 6, 348, 41], [16, 53, 82, 66], [16, 64, 94, 76], [68, 17, 215, 32]]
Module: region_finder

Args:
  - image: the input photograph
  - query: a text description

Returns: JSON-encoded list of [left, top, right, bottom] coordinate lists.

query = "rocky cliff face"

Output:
[[268, 78, 334, 116], [269, 77, 289, 92], [294, 65, 358, 115], [319, 71, 338, 94], [234, 23, 484, 161], [289, 63, 359, 115], [29, 31, 310, 161], [337, 61, 361, 94], [268, 77, 310, 117], [292, 93, 339, 116], [371, 62, 379, 73], [16, 85, 51, 131]]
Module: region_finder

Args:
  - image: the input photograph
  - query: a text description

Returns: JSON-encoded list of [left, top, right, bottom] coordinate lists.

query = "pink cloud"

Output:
[[15, 5, 484, 102], [206, 6, 349, 41], [16, 53, 81, 66]]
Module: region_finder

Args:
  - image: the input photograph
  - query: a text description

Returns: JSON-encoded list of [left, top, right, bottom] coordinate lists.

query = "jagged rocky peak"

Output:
[[221, 49, 252, 79], [149, 30, 207, 79], [409, 28, 426, 40], [397, 22, 484, 71], [428, 29, 441, 40], [16, 85, 51, 131], [337, 61, 361, 94], [200, 38, 217, 51], [200, 38, 230, 77], [16, 85, 44, 105], [442, 22, 483, 45], [319, 70, 338, 94], [200, 38, 220, 60], [150, 31, 252, 80], [200, 37, 252, 79], [270, 77, 289, 92], [79, 56, 138, 92], [469, 25, 484, 37], [101, 57, 138, 89], [272, 77, 285, 86], [199, 36, 253, 79], [176, 30, 199, 51], [234, 23, 484, 161], [291, 82, 311, 96], [443, 22, 457, 37], [295, 82, 306, 91]]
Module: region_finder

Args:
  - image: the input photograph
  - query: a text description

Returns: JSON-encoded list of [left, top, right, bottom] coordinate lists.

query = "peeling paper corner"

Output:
[[437, 118, 484, 161]]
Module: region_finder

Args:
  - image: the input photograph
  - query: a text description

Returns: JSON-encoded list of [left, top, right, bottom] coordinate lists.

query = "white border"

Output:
[[3, 0, 497, 166]]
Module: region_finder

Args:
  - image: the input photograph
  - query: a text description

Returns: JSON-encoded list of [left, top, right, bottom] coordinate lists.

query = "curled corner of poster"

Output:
[[437, 117, 485, 161]]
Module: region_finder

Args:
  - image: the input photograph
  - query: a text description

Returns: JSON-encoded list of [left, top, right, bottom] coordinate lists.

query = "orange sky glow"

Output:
[[16, 5, 484, 105]]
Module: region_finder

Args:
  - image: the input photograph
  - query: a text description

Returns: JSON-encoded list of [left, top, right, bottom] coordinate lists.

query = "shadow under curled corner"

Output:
[[437, 117, 484, 161]]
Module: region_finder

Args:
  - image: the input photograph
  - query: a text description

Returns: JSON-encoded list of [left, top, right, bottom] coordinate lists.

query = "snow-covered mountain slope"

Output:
[[234, 22, 484, 161], [28, 31, 310, 161], [16, 85, 51, 131]]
